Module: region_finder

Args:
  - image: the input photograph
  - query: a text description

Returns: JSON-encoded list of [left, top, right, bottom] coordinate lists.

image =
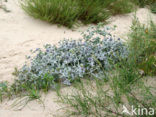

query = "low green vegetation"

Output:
[[109, 0, 136, 15], [129, 17, 156, 75], [132, 0, 156, 13], [133, 0, 156, 7], [21, 0, 136, 28], [57, 71, 156, 116], [20, 0, 156, 28], [151, 2, 156, 13], [57, 19, 156, 116]]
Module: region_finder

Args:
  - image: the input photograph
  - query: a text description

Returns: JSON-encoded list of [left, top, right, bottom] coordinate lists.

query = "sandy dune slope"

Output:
[[0, 0, 156, 117]]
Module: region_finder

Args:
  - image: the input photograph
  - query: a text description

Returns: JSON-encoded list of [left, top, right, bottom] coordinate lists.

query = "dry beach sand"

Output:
[[0, 0, 156, 117]]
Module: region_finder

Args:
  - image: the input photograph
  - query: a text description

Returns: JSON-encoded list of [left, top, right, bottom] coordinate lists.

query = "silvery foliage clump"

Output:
[[16, 24, 128, 86]]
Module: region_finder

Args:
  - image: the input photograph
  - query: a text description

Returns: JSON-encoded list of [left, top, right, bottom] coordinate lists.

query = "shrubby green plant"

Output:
[[108, 0, 136, 15], [77, 0, 112, 24], [151, 2, 156, 13], [131, 0, 156, 13], [21, 0, 109, 28], [21, 0, 81, 28], [128, 17, 156, 75], [21, 0, 136, 28], [0, 82, 9, 101], [133, 0, 156, 7]]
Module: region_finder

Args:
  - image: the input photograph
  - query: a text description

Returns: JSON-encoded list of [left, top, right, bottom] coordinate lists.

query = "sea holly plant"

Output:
[[11, 24, 128, 92], [0, 24, 128, 102]]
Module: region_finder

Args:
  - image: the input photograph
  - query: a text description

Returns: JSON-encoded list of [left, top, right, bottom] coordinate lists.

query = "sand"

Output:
[[0, 0, 156, 116]]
